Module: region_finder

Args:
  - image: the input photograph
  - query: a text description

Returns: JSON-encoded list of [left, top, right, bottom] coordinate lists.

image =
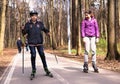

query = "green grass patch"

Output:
[[54, 38, 120, 57], [56, 38, 107, 57], [58, 48, 77, 54], [117, 43, 120, 52]]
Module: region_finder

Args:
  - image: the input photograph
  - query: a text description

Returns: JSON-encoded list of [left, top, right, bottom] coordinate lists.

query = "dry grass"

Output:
[[0, 48, 17, 77]]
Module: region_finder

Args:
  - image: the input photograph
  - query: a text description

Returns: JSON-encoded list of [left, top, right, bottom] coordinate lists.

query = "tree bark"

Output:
[[85, 0, 89, 11], [76, 0, 82, 55], [114, 0, 120, 60], [0, 0, 7, 55], [48, 0, 57, 49], [57, 0, 63, 47], [105, 0, 118, 60], [72, 0, 77, 48]]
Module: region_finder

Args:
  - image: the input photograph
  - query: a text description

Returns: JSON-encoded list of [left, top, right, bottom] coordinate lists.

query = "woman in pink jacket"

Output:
[[81, 10, 100, 73]]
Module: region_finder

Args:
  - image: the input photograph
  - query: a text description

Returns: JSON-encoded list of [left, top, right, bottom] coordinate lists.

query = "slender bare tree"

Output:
[[0, 0, 7, 55], [76, 0, 82, 55], [105, 0, 120, 60]]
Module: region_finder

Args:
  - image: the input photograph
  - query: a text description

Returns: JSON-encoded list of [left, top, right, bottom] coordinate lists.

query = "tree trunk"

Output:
[[72, 0, 77, 48], [118, 0, 120, 43], [76, 0, 82, 55], [57, 0, 63, 47], [48, 0, 57, 49], [0, 0, 7, 55], [85, 0, 89, 11], [105, 0, 117, 60], [114, 0, 120, 60]]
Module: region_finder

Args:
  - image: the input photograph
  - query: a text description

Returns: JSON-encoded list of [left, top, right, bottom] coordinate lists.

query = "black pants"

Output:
[[29, 45, 48, 71], [17, 46, 22, 53]]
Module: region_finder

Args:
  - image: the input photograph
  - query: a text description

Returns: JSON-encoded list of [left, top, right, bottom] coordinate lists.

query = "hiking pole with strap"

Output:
[[22, 44, 24, 74], [21, 25, 25, 74], [22, 36, 25, 74], [48, 34, 58, 64], [52, 45, 58, 64]]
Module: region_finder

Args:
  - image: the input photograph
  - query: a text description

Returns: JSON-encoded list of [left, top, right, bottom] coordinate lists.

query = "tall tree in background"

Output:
[[76, 0, 82, 55], [114, 0, 120, 60], [119, 0, 120, 45], [85, 0, 89, 11], [0, 0, 7, 55], [72, 0, 77, 48], [0, 0, 120, 61], [105, 0, 119, 60], [57, 0, 63, 47], [48, 0, 57, 49]]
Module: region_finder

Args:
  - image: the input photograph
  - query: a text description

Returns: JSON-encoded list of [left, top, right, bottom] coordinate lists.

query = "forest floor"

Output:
[[0, 48, 17, 77], [0, 48, 120, 77]]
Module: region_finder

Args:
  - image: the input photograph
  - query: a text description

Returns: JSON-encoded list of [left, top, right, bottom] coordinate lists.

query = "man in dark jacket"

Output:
[[16, 37, 23, 53], [22, 10, 53, 78]]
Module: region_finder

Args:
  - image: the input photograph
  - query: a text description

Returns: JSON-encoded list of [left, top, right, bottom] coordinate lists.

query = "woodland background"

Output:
[[0, 0, 120, 61]]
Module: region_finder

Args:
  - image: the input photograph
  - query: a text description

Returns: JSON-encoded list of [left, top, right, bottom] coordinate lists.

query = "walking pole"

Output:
[[51, 39, 58, 64], [22, 44, 24, 74], [49, 34, 58, 64], [52, 46, 58, 64], [21, 25, 25, 74], [22, 36, 25, 74]]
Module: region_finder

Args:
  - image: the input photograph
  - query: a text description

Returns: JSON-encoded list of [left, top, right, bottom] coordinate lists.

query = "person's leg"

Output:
[[83, 37, 90, 72], [37, 45, 53, 77], [18, 46, 21, 53], [91, 37, 98, 72], [37, 45, 47, 69], [29, 46, 36, 74], [20, 47, 22, 53], [26, 44, 29, 51]]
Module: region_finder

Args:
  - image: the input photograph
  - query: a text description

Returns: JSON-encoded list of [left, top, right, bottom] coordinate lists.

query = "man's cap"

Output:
[[30, 10, 38, 16]]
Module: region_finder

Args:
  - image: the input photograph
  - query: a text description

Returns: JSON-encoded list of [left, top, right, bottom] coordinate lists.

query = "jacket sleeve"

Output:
[[81, 20, 85, 38], [22, 23, 29, 36], [41, 22, 49, 33], [94, 19, 100, 38]]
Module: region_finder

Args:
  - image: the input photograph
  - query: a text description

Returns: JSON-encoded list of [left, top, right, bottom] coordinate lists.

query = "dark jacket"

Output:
[[22, 20, 49, 45], [16, 40, 22, 48]]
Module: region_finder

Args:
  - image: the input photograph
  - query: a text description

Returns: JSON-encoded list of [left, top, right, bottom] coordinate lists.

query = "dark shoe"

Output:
[[83, 62, 88, 73], [31, 70, 36, 76], [46, 71, 53, 77], [83, 68, 88, 73], [30, 73, 35, 78], [92, 62, 99, 73], [30, 70, 36, 80], [94, 68, 99, 73], [32, 70, 36, 73], [44, 68, 53, 77]]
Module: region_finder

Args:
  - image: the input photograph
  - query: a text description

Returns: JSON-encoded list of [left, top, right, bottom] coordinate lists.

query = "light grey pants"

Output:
[[84, 37, 97, 64]]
